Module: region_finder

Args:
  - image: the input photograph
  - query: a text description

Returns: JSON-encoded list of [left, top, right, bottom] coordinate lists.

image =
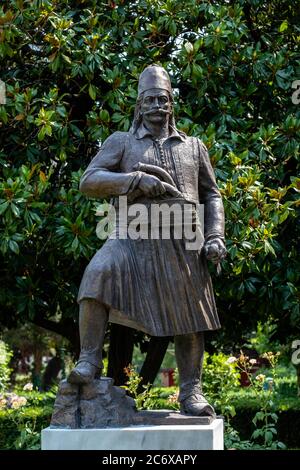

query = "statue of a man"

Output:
[[68, 65, 226, 416]]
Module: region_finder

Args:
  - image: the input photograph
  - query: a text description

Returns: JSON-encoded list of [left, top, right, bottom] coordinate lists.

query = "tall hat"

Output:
[[138, 64, 172, 96]]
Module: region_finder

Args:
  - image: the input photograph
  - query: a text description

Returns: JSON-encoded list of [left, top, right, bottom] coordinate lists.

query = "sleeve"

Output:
[[197, 139, 225, 242], [79, 132, 143, 198]]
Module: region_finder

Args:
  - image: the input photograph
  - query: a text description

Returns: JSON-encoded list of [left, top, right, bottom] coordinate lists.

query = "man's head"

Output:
[[131, 64, 175, 133]]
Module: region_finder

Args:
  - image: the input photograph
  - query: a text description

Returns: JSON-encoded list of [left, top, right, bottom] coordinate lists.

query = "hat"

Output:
[[138, 64, 172, 96]]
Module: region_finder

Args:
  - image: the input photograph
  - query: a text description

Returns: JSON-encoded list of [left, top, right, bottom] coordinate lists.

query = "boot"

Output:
[[68, 299, 108, 385], [175, 331, 215, 417]]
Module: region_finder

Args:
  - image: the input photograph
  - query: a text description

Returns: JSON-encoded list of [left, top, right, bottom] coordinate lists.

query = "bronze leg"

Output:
[[68, 299, 109, 384], [175, 332, 215, 416], [175, 331, 204, 401]]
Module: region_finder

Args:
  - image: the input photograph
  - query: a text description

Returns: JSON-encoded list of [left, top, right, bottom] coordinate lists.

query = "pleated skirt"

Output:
[[77, 234, 221, 337]]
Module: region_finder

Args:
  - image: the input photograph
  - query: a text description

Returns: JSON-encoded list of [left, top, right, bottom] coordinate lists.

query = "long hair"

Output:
[[129, 91, 177, 134]]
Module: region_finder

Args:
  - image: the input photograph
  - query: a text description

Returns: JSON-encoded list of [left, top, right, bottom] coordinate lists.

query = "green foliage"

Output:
[[245, 319, 280, 355], [0, 386, 55, 449], [0, 406, 52, 450], [235, 350, 286, 449], [0, 340, 12, 392], [128, 352, 240, 415], [0, 0, 299, 348], [10, 408, 40, 450], [227, 371, 300, 449], [122, 364, 160, 410], [202, 352, 241, 418]]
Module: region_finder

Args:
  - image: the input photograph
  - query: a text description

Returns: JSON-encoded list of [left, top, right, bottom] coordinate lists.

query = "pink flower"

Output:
[[6, 393, 27, 409], [11, 396, 27, 409]]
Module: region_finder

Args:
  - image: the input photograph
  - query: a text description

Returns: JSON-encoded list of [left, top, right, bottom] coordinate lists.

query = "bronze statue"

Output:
[[68, 65, 226, 417]]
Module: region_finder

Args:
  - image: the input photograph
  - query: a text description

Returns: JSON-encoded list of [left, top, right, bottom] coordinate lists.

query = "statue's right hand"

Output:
[[138, 173, 167, 197]]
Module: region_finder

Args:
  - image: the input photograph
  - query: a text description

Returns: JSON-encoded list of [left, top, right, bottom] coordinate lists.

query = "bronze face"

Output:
[[140, 88, 171, 125]]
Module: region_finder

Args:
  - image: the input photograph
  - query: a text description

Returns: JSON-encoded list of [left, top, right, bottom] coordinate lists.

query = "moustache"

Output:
[[143, 109, 170, 115]]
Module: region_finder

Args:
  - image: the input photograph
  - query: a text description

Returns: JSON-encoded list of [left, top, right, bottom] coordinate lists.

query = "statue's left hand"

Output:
[[204, 238, 227, 264]]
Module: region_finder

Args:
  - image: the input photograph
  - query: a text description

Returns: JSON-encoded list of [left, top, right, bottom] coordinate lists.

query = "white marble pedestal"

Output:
[[41, 418, 223, 450]]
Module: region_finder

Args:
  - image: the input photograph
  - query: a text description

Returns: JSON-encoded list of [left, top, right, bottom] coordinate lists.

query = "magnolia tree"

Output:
[[0, 0, 299, 384]]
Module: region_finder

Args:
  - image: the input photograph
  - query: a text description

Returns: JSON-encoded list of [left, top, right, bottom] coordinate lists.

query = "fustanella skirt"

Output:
[[77, 217, 221, 337]]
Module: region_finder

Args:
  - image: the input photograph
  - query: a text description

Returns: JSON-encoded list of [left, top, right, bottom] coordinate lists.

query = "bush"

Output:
[[0, 406, 52, 450], [230, 404, 300, 449], [202, 352, 241, 417], [0, 387, 55, 449], [0, 340, 12, 392]]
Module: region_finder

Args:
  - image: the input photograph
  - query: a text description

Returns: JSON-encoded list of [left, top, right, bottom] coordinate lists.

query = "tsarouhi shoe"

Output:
[[180, 393, 215, 417], [67, 361, 101, 385]]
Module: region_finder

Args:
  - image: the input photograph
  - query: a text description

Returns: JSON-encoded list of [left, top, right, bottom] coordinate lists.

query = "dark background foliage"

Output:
[[0, 0, 299, 381]]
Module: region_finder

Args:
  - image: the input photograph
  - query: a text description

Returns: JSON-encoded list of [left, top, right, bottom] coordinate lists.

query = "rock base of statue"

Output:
[[42, 377, 223, 450], [49, 377, 216, 428], [50, 377, 137, 428]]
